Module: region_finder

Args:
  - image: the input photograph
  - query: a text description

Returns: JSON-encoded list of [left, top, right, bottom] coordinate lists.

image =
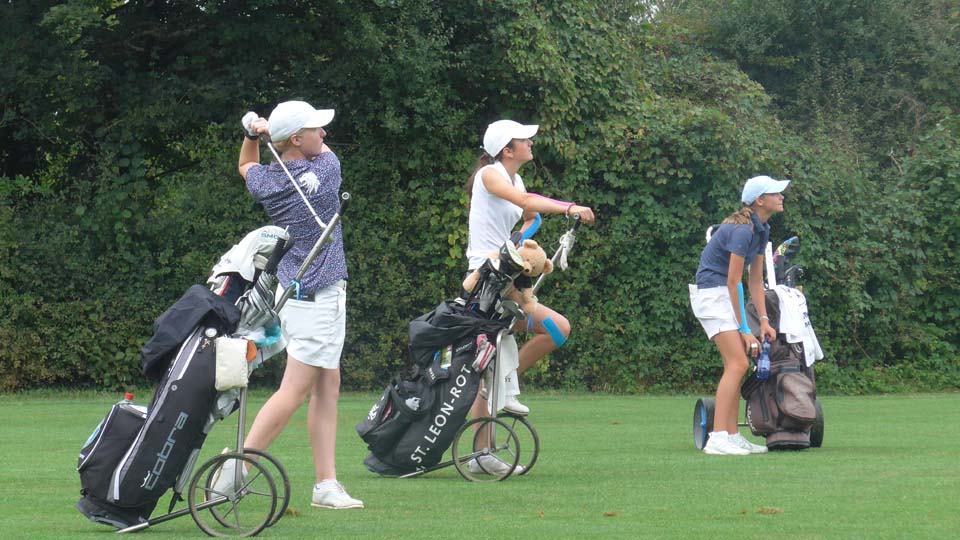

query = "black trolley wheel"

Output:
[[693, 397, 716, 450], [204, 449, 290, 528], [810, 398, 824, 448], [451, 416, 521, 483], [189, 452, 277, 537], [497, 413, 539, 474]]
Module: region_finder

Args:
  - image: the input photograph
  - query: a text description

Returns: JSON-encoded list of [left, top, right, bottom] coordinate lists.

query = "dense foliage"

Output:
[[1, 0, 957, 393]]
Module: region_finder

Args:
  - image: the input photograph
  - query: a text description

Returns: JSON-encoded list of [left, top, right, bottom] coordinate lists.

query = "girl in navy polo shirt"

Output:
[[689, 175, 788, 455]]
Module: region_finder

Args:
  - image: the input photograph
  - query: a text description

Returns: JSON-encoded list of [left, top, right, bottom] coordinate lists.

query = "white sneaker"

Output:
[[703, 431, 750, 455], [210, 449, 247, 497], [466, 454, 526, 475], [502, 396, 530, 415], [729, 432, 769, 454], [312, 481, 364, 509]]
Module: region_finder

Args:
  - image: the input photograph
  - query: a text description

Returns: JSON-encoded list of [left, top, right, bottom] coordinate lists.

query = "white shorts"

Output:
[[279, 280, 347, 369], [689, 284, 739, 340]]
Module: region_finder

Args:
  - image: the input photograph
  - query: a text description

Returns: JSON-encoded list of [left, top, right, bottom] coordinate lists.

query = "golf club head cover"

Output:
[[497, 241, 526, 278]]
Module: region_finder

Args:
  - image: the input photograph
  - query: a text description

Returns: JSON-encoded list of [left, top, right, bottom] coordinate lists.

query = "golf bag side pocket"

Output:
[[356, 372, 431, 457], [745, 378, 778, 437], [775, 369, 816, 430], [78, 403, 147, 501]]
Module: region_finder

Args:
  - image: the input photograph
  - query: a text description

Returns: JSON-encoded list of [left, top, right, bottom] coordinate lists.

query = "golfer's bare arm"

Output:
[[239, 117, 269, 181], [748, 255, 775, 342], [239, 137, 260, 181]]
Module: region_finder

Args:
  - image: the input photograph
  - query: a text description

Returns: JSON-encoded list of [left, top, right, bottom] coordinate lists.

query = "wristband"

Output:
[[245, 132, 260, 141], [565, 203, 576, 217], [760, 316, 770, 322]]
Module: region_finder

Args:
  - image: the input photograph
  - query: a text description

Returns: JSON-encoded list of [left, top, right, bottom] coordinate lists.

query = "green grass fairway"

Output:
[[1, 392, 957, 539]]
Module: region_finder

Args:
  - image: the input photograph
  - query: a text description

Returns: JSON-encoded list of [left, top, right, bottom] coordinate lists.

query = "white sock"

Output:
[[315, 479, 338, 490]]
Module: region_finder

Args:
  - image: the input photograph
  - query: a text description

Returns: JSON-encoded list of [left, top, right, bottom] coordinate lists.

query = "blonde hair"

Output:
[[271, 136, 295, 154], [721, 206, 754, 225], [271, 126, 310, 154]]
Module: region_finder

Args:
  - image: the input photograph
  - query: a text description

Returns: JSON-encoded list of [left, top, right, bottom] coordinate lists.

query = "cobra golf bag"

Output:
[[357, 300, 510, 476], [76, 226, 290, 529], [741, 288, 821, 450]]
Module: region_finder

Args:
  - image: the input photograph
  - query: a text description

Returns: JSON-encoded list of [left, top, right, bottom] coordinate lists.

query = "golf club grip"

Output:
[[570, 213, 582, 232], [338, 192, 351, 215], [263, 237, 287, 275]]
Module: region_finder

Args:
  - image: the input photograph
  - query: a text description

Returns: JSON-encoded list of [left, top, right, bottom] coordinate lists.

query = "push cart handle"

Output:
[[531, 214, 585, 295]]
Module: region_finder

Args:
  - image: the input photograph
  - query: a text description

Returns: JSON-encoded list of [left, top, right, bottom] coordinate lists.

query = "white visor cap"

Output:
[[268, 101, 335, 142], [483, 120, 539, 157]]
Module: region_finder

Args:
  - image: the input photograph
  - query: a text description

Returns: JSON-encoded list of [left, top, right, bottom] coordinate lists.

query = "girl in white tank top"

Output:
[[462, 120, 596, 422]]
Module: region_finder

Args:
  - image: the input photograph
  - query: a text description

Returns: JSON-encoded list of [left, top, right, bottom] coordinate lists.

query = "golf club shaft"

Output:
[[274, 192, 350, 311]]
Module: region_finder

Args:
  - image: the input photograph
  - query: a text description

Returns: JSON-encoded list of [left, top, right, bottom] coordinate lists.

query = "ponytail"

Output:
[[465, 152, 495, 194], [722, 206, 754, 225], [464, 140, 518, 195]]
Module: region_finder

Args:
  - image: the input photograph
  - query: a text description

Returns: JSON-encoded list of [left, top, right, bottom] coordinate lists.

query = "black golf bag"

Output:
[[77, 226, 290, 529], [76, 285, 242, 527], [357, 300, 509, 476], [741, 289, 819, 450]]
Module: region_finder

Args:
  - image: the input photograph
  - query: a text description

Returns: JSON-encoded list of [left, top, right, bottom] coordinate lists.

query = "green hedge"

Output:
[[1, 1, 957, 393]]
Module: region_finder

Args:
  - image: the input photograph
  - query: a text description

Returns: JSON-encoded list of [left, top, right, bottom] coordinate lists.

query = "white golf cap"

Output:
[[483, 120, 539, 157], [741, 175, 790, 204], [267, 101, 335, 142]]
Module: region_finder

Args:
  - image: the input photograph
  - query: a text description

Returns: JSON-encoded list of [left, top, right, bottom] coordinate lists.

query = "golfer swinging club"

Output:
[[213, 101, 363, 508]]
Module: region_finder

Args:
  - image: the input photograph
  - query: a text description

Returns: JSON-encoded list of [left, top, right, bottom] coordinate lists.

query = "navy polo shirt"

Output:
[[695, 213, 770, 288]]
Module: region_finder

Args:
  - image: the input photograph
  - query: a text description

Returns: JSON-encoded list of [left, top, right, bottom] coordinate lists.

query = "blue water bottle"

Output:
[[757, 338, 771, 380]]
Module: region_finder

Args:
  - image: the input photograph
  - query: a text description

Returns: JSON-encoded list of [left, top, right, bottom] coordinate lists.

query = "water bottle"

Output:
[[117, 392, 146, 416], [757, 338, 771, 380]]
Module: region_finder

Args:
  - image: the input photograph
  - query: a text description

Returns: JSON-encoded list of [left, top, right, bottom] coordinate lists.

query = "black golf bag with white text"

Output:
[[76, 286, 241, 527], [357, 300, 509, 476], [77, 226, 290, 529]]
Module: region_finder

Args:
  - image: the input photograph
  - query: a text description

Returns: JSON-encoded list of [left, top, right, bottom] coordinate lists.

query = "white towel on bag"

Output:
[[774, 285, 824, 366]]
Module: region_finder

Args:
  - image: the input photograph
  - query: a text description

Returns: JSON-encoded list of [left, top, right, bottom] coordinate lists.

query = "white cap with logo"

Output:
[[483, 120, 539, 157], [741, 175, 790, 204], [268, 101, 335, 142]]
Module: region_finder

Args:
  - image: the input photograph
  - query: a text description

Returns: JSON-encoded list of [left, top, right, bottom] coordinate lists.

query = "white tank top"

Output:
[[466, 161, 526, 270]]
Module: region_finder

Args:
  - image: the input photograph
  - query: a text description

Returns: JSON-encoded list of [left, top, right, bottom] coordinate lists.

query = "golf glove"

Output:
[[241, 111, 260, 139]]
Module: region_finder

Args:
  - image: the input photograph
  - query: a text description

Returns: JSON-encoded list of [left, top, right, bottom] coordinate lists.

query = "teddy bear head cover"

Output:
[[516, 239, 553, 278]]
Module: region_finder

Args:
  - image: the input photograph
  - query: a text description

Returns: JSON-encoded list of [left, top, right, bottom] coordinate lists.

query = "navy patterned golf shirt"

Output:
[[245, 151, 347, 292]]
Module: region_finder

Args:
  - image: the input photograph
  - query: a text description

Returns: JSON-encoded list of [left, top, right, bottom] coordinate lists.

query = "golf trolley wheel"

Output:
[[810, 398, 824, 448], [189, 452, 277, 537], [692, 397, 715, 450], [497, 413, 540, 474], [451, 416, 521, 483], [203, 449, 290, 528]]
